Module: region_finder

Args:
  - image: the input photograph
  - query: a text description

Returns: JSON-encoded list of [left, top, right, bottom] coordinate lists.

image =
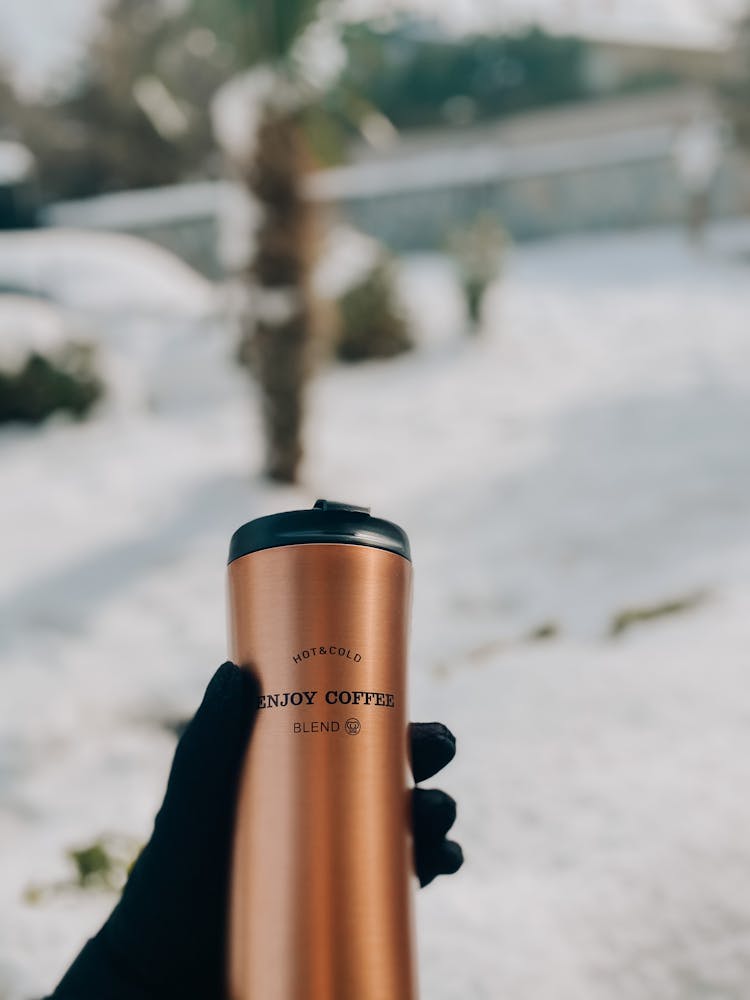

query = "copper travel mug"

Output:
[[226, 499, 418, 1000]]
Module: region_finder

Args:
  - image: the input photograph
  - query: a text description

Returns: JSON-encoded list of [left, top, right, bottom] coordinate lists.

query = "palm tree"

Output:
[[193, 0, 325, 483]]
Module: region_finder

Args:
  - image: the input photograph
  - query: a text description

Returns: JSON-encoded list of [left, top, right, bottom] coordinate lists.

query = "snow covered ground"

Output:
[[3, 221, 750, 998]]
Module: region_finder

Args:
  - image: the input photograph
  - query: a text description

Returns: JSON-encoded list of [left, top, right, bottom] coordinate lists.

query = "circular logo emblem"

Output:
[[345, 718, 361, 735]]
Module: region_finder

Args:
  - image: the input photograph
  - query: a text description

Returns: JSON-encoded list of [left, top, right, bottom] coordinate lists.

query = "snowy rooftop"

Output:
[[498, 0, 742, 50]]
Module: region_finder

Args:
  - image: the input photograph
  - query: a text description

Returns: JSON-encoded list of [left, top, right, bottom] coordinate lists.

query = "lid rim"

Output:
[[227, 505, 411, 564]]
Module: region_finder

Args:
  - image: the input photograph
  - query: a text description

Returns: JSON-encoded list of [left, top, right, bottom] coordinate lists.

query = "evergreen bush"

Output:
[[335, 257, 413, 363], [0, 343, 104, 425]]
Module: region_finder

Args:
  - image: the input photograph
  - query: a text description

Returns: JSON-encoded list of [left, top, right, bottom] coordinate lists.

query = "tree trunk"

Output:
[[239, 105, 315, 483]]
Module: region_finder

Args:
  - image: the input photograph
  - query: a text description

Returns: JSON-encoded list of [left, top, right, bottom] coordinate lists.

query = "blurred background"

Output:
[[3, 0, 750, 997]]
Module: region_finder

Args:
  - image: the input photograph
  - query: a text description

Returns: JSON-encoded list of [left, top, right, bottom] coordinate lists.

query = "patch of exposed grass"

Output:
[[24, 834, 141, 904], [526, 620, 560, 642], [609, 592, 707, 638]]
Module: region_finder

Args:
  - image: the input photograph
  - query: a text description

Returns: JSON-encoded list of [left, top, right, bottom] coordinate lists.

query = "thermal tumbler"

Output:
[[226, 499, 418, 1000]]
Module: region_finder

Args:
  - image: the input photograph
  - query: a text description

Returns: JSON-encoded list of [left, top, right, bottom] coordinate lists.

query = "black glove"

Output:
[[49, 662, 462, 999]]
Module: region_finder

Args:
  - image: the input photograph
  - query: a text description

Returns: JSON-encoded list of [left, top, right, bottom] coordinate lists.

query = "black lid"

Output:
[[228, 499, 411, 564]]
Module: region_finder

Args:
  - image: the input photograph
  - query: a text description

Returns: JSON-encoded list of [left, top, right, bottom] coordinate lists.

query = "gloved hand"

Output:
[[48, 662, 463, 1000]]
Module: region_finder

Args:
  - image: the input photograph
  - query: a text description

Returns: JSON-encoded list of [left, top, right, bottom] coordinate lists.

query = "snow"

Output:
[[344, 0, 743, 50], [309, 124, 679, 201], [0, 296, 81, 369], [212, 68, 303, 166], [4, 220, 750, 998], [314, 225, 382, 299], [0, 0, 101, 96], [491, 0, 742, 50], [0, 142, 35, 186], [45, 183, 228, 232], [0, 230, 217, 318]]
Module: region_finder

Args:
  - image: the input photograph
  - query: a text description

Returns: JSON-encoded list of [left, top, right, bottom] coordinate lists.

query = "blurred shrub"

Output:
[[335, 256, 413, 362], [25, 834, 141, 902], [526, 621, 560, 642], [337, 21, 591, 132], [0, 343, 103, 425], [68, 840, 123, 889], [448, 216, 509, 332], [5, 0, 232, 202]]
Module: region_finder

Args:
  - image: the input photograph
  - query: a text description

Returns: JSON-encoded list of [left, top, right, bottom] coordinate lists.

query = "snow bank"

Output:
[[0, 229, 232, 415], [0, 229, 218, 318]]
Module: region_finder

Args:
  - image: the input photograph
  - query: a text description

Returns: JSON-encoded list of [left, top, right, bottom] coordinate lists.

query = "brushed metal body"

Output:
[[227, 542, 417, 1000]]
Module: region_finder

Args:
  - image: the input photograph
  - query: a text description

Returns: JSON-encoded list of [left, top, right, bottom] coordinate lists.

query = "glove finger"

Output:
[[413, 787, 457, 846], [157, 661, 259, 822], [103, 662, 259, 993], [409, 722, 456, 783], [416, 839, 464, 888]]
